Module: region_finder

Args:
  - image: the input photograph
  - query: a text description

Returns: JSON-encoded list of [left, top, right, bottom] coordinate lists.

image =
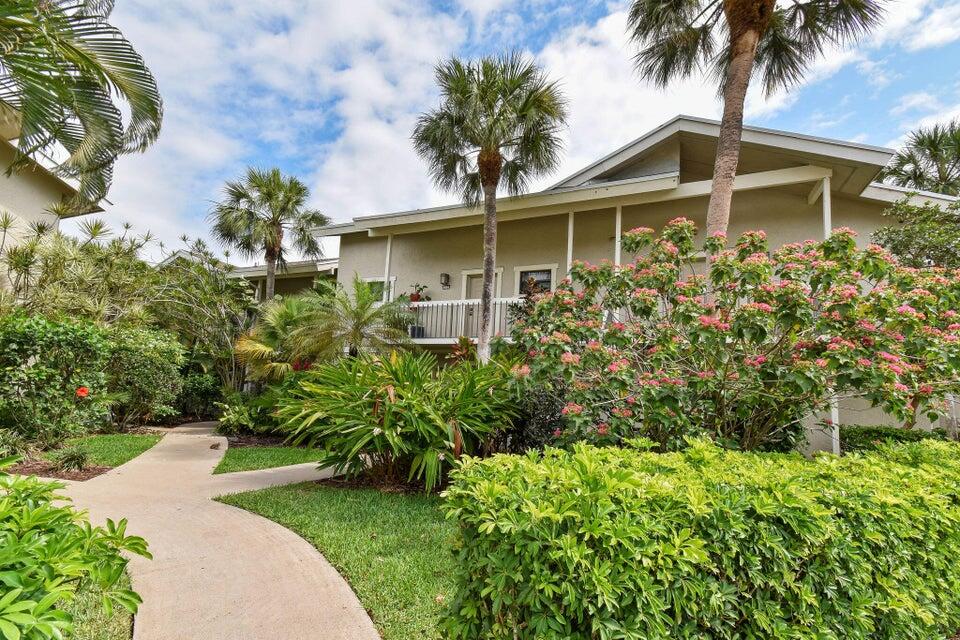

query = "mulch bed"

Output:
[[5, 459, 111, 482], [224, 434, 288, 448], [316, 471, 437, 495]]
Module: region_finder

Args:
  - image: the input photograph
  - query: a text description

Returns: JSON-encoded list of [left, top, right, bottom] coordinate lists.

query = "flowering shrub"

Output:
[[443, 439, 960, 639], [514, 218, 960, 450]]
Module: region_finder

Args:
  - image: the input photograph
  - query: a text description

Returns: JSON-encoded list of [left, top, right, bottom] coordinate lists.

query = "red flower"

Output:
[[76, 386, 89, 398]]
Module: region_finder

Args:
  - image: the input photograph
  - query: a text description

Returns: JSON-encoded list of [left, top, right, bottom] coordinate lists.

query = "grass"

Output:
[[219, 483, 454, 639], [46, 433, 162, 468], [213, 446, 326, 474], [64, 575, 133, 640]]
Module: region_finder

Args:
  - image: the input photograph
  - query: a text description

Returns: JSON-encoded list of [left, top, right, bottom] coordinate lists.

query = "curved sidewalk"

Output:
[[64, 422, 380, 640]]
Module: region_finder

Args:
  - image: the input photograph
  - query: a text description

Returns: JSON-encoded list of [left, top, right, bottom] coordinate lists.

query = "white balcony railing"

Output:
[[407, 298, 523, 342]]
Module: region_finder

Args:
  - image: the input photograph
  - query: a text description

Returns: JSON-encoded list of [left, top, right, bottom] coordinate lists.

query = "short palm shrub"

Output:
[[841, 423, 948, 453], [0, 461, 150, 639], [280, 352, 517, 491], [515, 219, 960, 451], [0, 314, 111, 447], [48, 445, 90, 472], [444, 440, 960, 639]]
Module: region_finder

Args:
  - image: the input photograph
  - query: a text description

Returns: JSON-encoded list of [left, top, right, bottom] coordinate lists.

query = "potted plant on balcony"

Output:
[[409, 283, 430, 302]]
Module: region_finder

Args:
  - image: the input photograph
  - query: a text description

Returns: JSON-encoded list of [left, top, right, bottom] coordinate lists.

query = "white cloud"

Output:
[[903, 2, 960, 50], [891, 91, 943, 115]]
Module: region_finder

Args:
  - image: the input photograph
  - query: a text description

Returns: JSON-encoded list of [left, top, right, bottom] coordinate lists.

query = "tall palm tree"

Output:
[[628, 0, 886, 237], [0, 0, 162, 209], [209, 168, 329, 301], [880, 120, 960, 196], [289, 277, 412, 359], [413, 53, 568, 362]]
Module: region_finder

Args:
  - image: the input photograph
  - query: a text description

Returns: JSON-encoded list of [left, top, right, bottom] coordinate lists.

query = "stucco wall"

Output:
[[0, 143, 70, 247]]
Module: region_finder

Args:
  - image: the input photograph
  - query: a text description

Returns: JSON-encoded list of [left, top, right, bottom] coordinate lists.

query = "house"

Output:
[[0, 123, 92, 252], [227, 257, 339, 299], [317, 115, 958, 449]]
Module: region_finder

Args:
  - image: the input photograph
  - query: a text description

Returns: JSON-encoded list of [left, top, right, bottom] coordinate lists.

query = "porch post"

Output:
[[822, 176, 841, 454], [614, 205, 623, 265], [383, 234, 393, 302], [566, 211, 574, 273]]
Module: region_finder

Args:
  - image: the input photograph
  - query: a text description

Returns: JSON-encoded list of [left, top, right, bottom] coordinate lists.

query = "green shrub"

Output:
[[106, 327, 185, 428], [175, 372, 223, 421], [49, 445, 90, 472], [215, 393, 278, 436], [280, 352, 517, 491], [0, 314, 110, 447], [0, 459, 150, 638], [443, 440, 960, 639], [841, 423, 948, 453]]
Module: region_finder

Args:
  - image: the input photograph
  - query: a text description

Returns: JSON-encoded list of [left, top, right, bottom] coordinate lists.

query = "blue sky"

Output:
[[68, 0, 960, 262]]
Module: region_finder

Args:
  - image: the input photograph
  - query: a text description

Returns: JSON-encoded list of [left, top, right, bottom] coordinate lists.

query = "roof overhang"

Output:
[[860, 183, 958, 207], [227, 258, 339, 279]]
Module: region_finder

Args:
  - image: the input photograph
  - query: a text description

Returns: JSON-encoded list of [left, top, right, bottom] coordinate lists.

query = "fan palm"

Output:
[[413, 53, 568, 362], [880, 120, 960, 196], [209, 167, 329, 301], [0, 0, 162, 209], [628, 0, 886, 237], [289, 276, 413, 359], [235, 291, 329, 382]]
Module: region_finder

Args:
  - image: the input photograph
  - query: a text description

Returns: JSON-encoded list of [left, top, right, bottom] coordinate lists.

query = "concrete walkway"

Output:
[[64, 422, 381, 640]]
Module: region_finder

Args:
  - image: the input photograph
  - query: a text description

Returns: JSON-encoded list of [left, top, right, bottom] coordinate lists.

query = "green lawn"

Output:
[[47, 433, 162, 468], [219, 483, 454, 639], [213, 446, 326, 474], [65, 576, 133, 640]]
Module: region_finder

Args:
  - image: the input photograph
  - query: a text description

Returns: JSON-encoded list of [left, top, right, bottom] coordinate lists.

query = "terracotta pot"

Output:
[[410, 293, 421, 302]]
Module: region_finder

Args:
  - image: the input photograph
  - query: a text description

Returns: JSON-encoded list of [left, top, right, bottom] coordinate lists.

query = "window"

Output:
[[519, 269, 552, 295], [361, 276, 396, 303]]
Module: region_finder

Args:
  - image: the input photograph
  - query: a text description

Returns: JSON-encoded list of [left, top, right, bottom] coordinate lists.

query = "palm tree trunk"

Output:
[[477, 183, 498, 363], [265, 254, 277, 301], [705, 28, 761, 238]]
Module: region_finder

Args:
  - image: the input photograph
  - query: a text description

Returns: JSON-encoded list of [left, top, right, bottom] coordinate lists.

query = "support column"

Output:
[[383, 234, 393, 302], [822, 176, 841, 454], [566, 211, 574, 273], [614, 205, 623, 265]]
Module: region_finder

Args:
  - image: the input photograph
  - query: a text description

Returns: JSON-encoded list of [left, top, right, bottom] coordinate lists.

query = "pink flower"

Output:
[[744, 355, 767, 368], [511, 364, 531, 378], [696, 370, 714, 379], [553, 428, 562, 437], [560, 352, 580, 365], [561, 402, 584, 416], [919, 384, 934, 395], [815, 358, 829, 367], [596, 423, 609, 436], [894, 383, 909, 392], [607, 359, 629, 373], [612, 407, 633, 418], [586, 340, 602, 351], [857, 358, 872, 367]]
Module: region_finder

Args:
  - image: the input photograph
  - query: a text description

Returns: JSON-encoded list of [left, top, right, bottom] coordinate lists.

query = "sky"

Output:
[[64, 0, 960, 264]]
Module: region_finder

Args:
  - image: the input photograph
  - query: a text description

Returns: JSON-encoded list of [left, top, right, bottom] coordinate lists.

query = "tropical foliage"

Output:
[[444, 439, 960, 639], [236, 291, 329, 381], [627, 0, 886, 236], [840, 423, 947, 453], [280, 352, 517, 491], [880, 119, 960, 195], [0, 462, 150, 639], [209, 167, 329, 301], [105, 327, 184, 428], [514, 218, 960, 451], [0, 0, 162, 208], [873, 198, 960, 268], [413, 53, 568, 361]]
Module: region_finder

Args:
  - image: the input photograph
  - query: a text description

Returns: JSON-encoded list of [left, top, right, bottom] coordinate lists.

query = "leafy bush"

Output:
[[489, 382, 565, 454], [215, 392, 279, 436], [49, 445, 90, 472], [0, 314, 111, 447], [514, 219, 960, 451], [280, 352, 517, 491], [175, 372, 223, 421], [106, 327, 185, 428], [443, 440, 960, 639], [841, 423, 947, 453], [0, 460, 150, 639]]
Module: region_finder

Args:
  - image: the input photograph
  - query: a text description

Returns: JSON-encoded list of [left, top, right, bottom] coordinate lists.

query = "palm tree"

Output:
[[627, 0, 886, 237], [413, 53, 568, 362], [289, 277, 413, 359], [209, 168, 329, 301], [0, 0, 162, 209], [880, 120, 960, 196], [236, 291, 328, 381]]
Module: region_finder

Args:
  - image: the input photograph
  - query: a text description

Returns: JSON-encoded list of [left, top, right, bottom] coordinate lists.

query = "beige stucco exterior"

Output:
[[0, 140, 76, 249]]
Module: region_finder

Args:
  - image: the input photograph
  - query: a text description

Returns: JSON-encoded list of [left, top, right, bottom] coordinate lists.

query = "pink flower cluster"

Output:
[[744, 355, 768, 368], [561, 402, 584, 416], [699, 315, 731, 331]]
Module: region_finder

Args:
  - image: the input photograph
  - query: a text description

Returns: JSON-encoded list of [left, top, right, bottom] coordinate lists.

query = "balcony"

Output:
[[406, 298, 523, 344]]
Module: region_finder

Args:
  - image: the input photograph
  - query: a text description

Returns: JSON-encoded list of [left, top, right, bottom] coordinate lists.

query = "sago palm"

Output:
[[413, 53, 568, 362], [0, 0, 162, 209], [289, 276, 413, 359], [628, 0, 886, 237], [209, 167, 329, 301], [880, 120, 960, 196]]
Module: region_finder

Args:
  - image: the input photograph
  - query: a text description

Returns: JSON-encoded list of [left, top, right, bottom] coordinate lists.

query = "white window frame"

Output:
[[514, 263, 559, 296], [361, 275, 397, 303], [460, 268, 503, 299]]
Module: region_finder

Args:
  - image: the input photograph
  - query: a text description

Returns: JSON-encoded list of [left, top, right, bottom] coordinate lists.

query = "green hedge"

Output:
[[841, 424, 948, 453], [443, 440, 960, 639]]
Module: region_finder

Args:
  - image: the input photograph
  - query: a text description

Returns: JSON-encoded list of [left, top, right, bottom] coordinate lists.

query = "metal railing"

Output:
[[407, 298, 522, 341]]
